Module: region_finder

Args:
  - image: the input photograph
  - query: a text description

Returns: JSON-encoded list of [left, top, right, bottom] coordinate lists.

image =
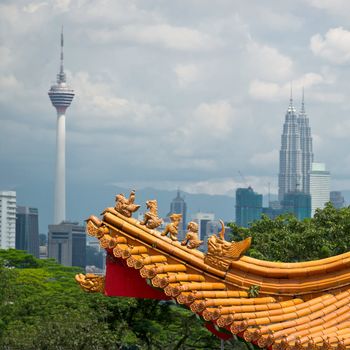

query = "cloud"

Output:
[[23, 2, 48, 13], [308, 0, 350, 15], [174, 64, 199, 87], [311, 27, 350, 64], [111, 176, 277, 196], [249, 149, 279, 167], [246, 40, 294, 80], [248, 72, 339, 101], [0, 47, 12, 69], [192, 101, 234, 135], [88, 24, 219, 51], [71, 71, 170, 133], [255, 9, 303, 31], [0, 75, 22, 102]]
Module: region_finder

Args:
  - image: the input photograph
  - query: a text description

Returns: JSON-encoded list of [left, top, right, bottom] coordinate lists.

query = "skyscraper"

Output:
[[278, 91, 313, 201], [281, 191, 311, 220], [167, 190, 187, 232], [48, 221, 86, 268], [48, 28, 75, 224], [309, 163, 330, 217], [278, 93, 302, 201], [191, 212, 215, 241], [330, 191, 345, 209], [298, 89, 313, 194], [235, 187, 263, 227], [0, 191, 16, 249], [16, 206, 39, 258]]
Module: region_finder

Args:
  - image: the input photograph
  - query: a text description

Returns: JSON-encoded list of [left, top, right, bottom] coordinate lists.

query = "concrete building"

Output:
[[235, 187, 263, 227], [278, 91, 313, 200], [167, 190, 187, 232], [191, 212, 215, 241], [48, 28, 75, 224], [16, 206, 39, 257], [298, 90, 314, 194], [330, 191, 345, 209], [281, 191, 311, 220], [309, 163, 330, 217], [48, 221, 86, 268], [0, 191, 16, 249]]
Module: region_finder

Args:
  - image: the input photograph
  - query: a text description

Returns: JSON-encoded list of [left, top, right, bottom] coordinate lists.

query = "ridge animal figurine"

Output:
[[181, 221, 203, 249], [140, 200, 162, 229], [207, 220, 251, 259], [161, 213, 182, 241], [115, 190, 140, 218]]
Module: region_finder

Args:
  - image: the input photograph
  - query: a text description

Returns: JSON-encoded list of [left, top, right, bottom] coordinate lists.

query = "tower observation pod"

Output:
[[48, 28, 75, 224]]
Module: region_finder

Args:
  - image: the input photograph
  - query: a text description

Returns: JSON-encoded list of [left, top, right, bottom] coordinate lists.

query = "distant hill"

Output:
[[17, 183, 235, 233], [16, 182, 350, 234]]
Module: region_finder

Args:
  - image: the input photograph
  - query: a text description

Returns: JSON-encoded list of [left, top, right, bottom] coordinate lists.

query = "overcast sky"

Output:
[[2, 0, 350, 203]]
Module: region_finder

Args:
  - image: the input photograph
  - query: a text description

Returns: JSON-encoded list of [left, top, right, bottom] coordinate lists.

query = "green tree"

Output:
[[229, 203, 350, 262], [0, 249, 238, 349]]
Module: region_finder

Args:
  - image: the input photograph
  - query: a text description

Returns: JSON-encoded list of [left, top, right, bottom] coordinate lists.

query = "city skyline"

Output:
[[2, 1, 350, 231]]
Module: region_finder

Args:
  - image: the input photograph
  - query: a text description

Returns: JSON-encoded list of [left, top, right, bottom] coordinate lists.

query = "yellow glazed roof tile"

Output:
[[76, 197, 350, 349]]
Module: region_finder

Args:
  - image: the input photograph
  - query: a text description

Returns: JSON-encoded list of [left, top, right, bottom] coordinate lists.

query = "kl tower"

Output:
[[48, 29, 74, 224]]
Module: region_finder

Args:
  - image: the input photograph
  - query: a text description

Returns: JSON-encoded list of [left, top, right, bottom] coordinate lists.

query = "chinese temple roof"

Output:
[[76, 193, 350, 350]]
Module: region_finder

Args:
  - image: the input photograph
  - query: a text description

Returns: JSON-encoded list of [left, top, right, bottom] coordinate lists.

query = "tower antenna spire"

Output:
[[57, 26, 66, 83], [289, 82, 293, 106], [301, 86, 305, 113], [60, 26, 64, 72]]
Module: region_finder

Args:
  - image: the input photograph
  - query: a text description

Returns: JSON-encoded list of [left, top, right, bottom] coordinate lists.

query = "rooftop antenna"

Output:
[[300, 86, 306, 114], [57, 25, 66, 83]]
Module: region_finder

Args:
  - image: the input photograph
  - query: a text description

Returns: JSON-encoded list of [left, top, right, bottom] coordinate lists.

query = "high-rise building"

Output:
[[48, 221, 86, 268], [167, 190, 187, 232], [278, 93, 302, 201], [330, 191, 345, 209], [16, 206, 39, 258], [0, 191, 16, 249], [281, 191, 311, 220], [191, 212, 215, 241], [310, 163, 330, 217], [235, 187, 263, 227], [298, 90, 313, 194], [48, 28, 75, 224]]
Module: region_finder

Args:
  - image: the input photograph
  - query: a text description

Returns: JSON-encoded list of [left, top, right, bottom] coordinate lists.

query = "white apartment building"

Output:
[[0, 191, 17, 249], [309, 163, 330, 217]]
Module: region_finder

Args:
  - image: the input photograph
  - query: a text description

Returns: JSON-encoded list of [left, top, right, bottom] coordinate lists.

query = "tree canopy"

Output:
[[0, 249, 246, 350], [229, 202, 350, 262]]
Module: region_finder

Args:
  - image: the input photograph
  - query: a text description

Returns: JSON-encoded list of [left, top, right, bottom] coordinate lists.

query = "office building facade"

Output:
[[310, 163, 330, 217], [16, 206, 39, 257], [0, 191, 16, 249], [191, 212, 215, 241], [48, 221, 86, 268], [167, 190, 187, 232], [281, 191, 311, 220], [278, 93, 313, 200], [330, 191, 345, 209], [235, 187, 263, 227]]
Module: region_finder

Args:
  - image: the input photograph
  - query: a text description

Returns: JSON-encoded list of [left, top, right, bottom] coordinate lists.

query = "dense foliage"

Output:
[[2, 204, 349, 349], [0, 249, 246, 350], [229, 203, 350, 262]]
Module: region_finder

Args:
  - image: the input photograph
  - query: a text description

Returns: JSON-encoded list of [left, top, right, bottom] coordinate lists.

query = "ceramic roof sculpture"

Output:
[[76, 192, 350, 350]]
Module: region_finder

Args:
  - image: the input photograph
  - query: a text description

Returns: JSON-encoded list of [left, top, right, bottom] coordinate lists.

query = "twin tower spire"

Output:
[[278, 89, 313, 201]]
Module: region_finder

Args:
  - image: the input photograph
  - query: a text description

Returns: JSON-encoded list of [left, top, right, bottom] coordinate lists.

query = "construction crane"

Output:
[[238, 170, 249, 188]]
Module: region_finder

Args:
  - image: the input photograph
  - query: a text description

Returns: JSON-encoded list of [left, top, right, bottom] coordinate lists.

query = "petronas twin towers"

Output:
[[278, 91, 313, 201]]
